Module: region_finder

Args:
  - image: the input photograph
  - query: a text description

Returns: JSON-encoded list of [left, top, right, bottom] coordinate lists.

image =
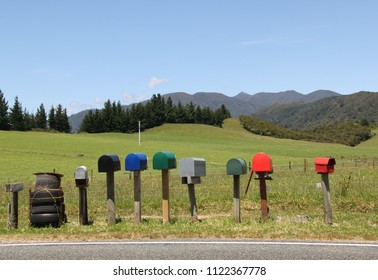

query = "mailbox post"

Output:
[[5, 183, 24, 229], [226, 158, 247, 223], [314, 157, 336, 225], [251, 152, 273, 221], [125, 153, 148, 224], [74, 166, 89, 225], [153, 151, 177, 224], [179, 158, 206, 222], [98, 154, 121, 225]]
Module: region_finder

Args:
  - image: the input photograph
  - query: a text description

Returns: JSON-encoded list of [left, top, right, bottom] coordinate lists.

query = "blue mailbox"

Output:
[[125, 153, 148, 171]]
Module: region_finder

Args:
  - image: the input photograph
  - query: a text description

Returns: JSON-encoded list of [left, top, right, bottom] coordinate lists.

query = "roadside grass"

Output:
[[0, 119, 377, 242]]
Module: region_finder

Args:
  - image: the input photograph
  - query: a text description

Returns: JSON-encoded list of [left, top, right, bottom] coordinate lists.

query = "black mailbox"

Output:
[[98, 154, 121, 173]]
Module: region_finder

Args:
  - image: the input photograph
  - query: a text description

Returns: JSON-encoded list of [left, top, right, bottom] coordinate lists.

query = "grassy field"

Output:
[[0, 118, 377, 242]]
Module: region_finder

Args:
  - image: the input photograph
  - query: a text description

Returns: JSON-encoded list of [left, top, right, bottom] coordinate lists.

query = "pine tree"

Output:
[[0, 90, 10, 130], [165, 96, 176, 123], [9, 96, 24, 131], [23, 109, 35, 131], [48, 106, 56, 130], [35, 103, 47, 130]]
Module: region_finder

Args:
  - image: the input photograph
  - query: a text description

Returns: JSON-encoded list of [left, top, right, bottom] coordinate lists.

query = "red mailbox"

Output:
[[252, 152, 273, 173], [314, 157, 336, 174]]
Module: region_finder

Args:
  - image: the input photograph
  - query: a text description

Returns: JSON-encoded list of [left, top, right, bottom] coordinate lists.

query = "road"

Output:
[[1, 239, 377, 260]]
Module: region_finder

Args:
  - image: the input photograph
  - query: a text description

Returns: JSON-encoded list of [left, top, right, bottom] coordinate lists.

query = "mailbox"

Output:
[[314, 157, 336, 174], [125, 153, 148, 171], [252, 152, 273, 173], [227, 158, 247, 176], [74, 166, 89, 187], [153, 151, 177, 170], [98, 154, 121, 172], [179, 158, 206, 177]]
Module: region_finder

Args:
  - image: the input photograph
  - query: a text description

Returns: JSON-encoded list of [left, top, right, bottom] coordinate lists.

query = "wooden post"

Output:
[[133, 171, 141, 224], [304, 158, 307, 173], [289, 161, 292, 170], [106, 171, 116, 225], [188, 184, 198, 222], [258, 173, 269, 221], [233, 175, 241, 223], [321, 173, 333, 225], [162, 169, 170, 224], [5, 183, 24, 229]]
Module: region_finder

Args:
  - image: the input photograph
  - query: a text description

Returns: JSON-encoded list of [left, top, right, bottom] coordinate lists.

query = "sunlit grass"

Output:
[[0, 119, 377, 241]]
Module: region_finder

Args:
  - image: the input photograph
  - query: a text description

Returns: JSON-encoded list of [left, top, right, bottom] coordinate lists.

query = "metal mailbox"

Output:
[[125, 153, 148, 171], [252, 152, 273, 173], [153, 151, 177, 170], [179, 158, 206, 177], [74, 166, 89, 187], [227, 158, 247, 176], [314, 157, 336, 174], [98, 154, 121, 172]]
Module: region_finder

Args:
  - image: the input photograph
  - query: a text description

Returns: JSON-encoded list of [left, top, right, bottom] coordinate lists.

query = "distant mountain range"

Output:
[[69, 90, 340, 132]]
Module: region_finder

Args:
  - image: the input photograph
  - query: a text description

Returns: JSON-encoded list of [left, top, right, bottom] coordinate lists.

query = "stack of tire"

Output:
[[29, 172, 67, 227]]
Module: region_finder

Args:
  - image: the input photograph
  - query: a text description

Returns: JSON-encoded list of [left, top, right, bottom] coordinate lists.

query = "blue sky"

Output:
[[1, 0, 377, 115]]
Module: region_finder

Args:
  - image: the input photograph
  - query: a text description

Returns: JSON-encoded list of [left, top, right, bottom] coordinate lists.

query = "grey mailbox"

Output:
[[179, 157, 206, 221], [179, 158, 206, 178], [179, 158, 206, 184]]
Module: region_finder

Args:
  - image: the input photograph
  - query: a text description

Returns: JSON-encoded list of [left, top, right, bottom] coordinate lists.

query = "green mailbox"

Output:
[[153, 151, 177, 170], [226, 158, 247, 176]]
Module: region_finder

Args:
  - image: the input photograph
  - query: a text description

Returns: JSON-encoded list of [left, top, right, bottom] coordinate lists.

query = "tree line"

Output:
[[80, 94, 231, 133], [0, 89, 71, 133]]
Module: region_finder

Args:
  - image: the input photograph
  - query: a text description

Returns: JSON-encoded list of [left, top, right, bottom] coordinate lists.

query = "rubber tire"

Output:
[[30, 213, 60, 227], [35, 173, 61, 189], [30, 189, 64, 205], [31, 205, 59, 214]]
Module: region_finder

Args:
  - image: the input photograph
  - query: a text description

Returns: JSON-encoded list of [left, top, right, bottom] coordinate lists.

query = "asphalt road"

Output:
[[1, 239, 377, 260]]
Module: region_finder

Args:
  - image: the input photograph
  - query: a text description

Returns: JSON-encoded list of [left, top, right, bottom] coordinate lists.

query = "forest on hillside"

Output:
[[79, 94, 231, 133], [240, 115, 374, 146]]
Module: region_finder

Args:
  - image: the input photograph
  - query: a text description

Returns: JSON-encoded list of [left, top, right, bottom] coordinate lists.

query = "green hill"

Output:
[[240, 115, 374, 146], [253, 91, 378, 129]]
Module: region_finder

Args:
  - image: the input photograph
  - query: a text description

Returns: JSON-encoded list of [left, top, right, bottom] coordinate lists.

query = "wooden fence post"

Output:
[[5, 183, 24, 229]]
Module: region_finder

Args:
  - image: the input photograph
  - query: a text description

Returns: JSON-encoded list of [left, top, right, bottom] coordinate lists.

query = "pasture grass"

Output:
[[0, 119, 377, 242]]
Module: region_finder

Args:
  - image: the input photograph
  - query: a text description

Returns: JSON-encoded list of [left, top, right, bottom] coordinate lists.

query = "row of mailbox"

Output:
[[76, 151, 336, 181]]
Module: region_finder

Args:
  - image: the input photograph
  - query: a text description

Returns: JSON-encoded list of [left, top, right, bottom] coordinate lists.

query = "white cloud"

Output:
[[148, 76, 168, 88], [122, 92, 146, 104]]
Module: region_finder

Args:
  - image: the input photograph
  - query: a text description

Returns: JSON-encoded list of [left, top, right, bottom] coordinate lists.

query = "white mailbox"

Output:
[[74, 166, 89, 187]]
